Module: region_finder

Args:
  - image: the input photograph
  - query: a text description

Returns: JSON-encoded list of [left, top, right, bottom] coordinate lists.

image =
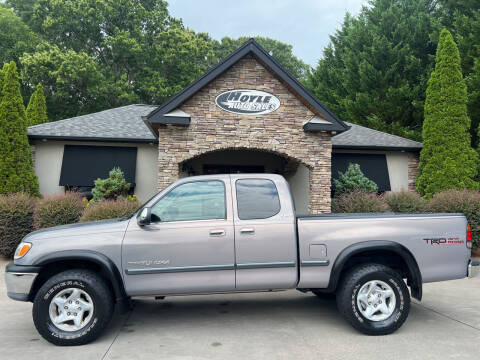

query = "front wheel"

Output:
[[33, 269, 114, 346], [336, 263, 410, 335]]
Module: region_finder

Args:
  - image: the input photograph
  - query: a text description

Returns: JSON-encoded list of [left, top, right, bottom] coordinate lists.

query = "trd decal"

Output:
[[423, 237, 464, 245]]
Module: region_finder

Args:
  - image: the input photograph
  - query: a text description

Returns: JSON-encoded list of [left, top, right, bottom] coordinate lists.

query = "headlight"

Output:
[[14, 242, 32, 260]]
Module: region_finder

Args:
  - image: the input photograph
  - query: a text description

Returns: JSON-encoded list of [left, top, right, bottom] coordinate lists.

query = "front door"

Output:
[[122, 178, 235, 296]]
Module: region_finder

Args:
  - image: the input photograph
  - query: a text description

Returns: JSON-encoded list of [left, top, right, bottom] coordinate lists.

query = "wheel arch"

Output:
[[327, 241, 422, 300], [30, 250, 127, 304]]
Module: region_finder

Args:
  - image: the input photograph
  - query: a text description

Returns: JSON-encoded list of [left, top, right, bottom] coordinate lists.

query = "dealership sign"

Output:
[[215, 89, 280, 115]]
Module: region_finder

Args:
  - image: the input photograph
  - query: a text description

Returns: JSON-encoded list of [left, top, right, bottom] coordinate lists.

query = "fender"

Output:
[[327, 240, 422, 300], [34, 250, 128, 304]]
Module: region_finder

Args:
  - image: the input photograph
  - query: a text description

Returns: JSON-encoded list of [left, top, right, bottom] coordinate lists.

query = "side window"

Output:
[[151, 181, 226, 222], [236, 179, 281, 220]]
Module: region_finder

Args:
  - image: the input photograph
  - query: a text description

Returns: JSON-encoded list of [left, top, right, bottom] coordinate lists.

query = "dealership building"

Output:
[[27, 39, 422, 213]]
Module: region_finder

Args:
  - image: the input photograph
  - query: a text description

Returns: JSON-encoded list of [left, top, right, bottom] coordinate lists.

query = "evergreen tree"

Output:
[[0, 61, 39, 195], [417, 29, 478, 198], [26, 83, 47, 126], [333, 163, 378, 196]]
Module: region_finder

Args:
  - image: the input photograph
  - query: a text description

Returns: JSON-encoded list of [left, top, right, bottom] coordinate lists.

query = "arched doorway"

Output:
[[179, 148, 310, 214]]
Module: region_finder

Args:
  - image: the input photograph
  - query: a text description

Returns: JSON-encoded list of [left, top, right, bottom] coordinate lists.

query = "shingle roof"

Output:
[[27, 106, 422, 151], [27, 104, 158, 142], [332, 122, 422, 151]]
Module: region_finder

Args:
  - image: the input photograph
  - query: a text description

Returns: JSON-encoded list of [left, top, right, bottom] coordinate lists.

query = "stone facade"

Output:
[[157, 55, 333, 213], [408, 152, 420, 192]]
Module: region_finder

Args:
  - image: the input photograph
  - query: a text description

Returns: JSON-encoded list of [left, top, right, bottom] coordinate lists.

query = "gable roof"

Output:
[[146, 38, 348, 132], [332, 122, 422, 151], [27, 104, 157, 143]]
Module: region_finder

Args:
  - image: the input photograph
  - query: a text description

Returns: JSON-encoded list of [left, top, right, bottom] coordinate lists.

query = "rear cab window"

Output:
[[235, 179, 281, 220]]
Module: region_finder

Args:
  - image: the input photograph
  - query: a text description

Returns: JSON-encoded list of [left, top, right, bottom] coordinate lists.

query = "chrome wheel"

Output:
[[48, 288, 94, 332], [356, 280, 396, 321]]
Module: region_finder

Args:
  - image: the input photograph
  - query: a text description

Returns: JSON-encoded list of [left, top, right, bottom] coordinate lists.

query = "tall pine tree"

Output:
[[417, 29, 478, 197], [26, 83, 47, 126], [0, 61, 39, 195]]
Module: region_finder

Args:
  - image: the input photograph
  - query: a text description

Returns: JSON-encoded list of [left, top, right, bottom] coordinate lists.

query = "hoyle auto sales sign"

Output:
[[215, 89, 281, 115]]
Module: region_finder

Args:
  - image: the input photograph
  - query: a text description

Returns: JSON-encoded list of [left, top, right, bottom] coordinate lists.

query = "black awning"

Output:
[[59, 145, 137, 187], [332, 153, 391, 191]]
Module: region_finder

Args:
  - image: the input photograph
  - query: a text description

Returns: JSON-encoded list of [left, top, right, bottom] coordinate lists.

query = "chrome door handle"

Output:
[[240, 228, 255, 235], [209, 229, 226, 237]]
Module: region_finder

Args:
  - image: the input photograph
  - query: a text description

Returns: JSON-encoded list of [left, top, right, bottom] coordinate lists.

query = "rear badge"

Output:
[[423, 238, 464, 245]]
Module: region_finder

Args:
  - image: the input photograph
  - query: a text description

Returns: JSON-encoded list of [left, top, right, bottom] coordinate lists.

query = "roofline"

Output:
[[332, 144, 422, 151], [28, 134, 158, 144], [146, 38, 348, 132]]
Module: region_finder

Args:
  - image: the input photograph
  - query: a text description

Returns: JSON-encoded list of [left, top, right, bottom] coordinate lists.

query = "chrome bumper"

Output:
[[468, 259, 479, 278], [5, 263, 39, 301]]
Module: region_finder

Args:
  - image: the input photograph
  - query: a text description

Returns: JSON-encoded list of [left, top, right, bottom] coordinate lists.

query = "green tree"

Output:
[[91, 167, 131, 202], [0, 62, 39, 195], [213, 36, 310, 80], [333, 163, 378, 196], [26, 83, 47, 126], [417, 29, 478, 198], [0, 6, 40, 67], [307, 0, 438, 140]]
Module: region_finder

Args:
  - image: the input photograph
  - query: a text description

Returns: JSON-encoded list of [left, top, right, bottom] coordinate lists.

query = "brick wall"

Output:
[[157, 55, 333, 213]]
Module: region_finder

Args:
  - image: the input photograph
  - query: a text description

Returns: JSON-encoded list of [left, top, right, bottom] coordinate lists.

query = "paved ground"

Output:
[[1, 258, 479, 360]]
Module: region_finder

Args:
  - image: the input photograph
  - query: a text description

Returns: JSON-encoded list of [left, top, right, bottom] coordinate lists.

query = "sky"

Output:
[[168, 0, 369, 67]]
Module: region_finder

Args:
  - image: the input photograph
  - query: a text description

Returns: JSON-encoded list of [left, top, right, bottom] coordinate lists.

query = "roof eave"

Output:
[[332, 144, 422, 152], [28, 134, 158, 144]]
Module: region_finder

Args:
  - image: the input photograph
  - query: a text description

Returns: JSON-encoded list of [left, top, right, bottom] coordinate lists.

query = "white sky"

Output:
[[168, 0, 368, 66]]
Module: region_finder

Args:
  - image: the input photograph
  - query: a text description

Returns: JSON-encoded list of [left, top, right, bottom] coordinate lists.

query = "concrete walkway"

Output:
[[1, 258, 479, 360]]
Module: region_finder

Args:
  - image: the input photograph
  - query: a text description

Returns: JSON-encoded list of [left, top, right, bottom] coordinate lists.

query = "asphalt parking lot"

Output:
[[1, 258, 479, 360]]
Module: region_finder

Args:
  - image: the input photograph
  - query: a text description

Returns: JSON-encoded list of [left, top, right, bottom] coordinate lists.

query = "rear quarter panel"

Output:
[[297, 214, 470, 289]]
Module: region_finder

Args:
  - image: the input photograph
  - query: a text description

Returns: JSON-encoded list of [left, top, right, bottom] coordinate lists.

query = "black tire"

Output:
[[336, 263, 410, 335], [312, 290, 336, 300], [33, 269, 114, 346]]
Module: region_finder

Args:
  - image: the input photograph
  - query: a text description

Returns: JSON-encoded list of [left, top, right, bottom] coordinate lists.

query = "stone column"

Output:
[[408, 152, 420, 192]]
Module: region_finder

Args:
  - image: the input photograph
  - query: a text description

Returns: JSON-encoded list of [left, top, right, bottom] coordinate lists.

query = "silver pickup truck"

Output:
[[5, 174, 478, 345]]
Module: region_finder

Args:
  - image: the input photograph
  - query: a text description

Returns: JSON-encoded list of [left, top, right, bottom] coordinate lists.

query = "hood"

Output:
[[24, 218, 131, 242]]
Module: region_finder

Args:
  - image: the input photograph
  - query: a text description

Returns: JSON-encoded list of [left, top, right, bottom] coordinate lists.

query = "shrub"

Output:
[[333, 163, 378, 196], [428, 189, 480, 249], [332, 191, 391, 213], [385, 191, 427, 213], [34, 192, 85, 229], [92, 167, 131, 202], [0, 193, 35, 257], [80, 199, 139, 222]]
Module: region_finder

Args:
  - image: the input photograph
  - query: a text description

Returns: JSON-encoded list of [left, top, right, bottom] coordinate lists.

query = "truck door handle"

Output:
[[209, 229, 226, 237], [240, 228, 255, 235]]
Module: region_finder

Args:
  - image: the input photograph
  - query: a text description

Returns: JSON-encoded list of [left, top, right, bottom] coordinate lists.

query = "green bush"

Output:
[[332, 191, 391, 213], [34, 192, 84, 229], [92, 167, 131, 202], [333, 163, 378, 196], [0, 193, 35, 257], [385, 191, 427, 213], [80, 199, 139, 222], [428, 189, 480, 249]]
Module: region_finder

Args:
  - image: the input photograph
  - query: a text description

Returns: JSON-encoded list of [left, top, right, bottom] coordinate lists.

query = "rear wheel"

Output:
[[33, 269, 114, 346], [336, 263, 410, 335]]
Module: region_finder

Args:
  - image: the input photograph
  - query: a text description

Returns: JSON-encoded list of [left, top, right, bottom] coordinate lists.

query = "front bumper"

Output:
[[5, 262, 41, 301], [468, 259, 479, 278]]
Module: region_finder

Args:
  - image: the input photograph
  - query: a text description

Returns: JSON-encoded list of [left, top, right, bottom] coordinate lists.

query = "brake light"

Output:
[[467, 224, 472, 249]]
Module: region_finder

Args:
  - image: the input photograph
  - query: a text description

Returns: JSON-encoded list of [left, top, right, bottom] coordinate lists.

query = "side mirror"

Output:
[[137, 207, 151, 226]]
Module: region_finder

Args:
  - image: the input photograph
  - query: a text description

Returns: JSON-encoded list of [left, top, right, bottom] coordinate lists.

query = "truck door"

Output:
[[122, 178, 235, 295], [231, 175, 298, 290]]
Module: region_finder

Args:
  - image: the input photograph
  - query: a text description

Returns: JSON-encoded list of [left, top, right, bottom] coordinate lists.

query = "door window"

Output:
[[236, 179, 280, 220], [151, 181, 226, 222]]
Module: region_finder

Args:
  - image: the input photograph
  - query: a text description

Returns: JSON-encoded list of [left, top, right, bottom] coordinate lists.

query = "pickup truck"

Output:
[[6, 174, 478, 345]]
